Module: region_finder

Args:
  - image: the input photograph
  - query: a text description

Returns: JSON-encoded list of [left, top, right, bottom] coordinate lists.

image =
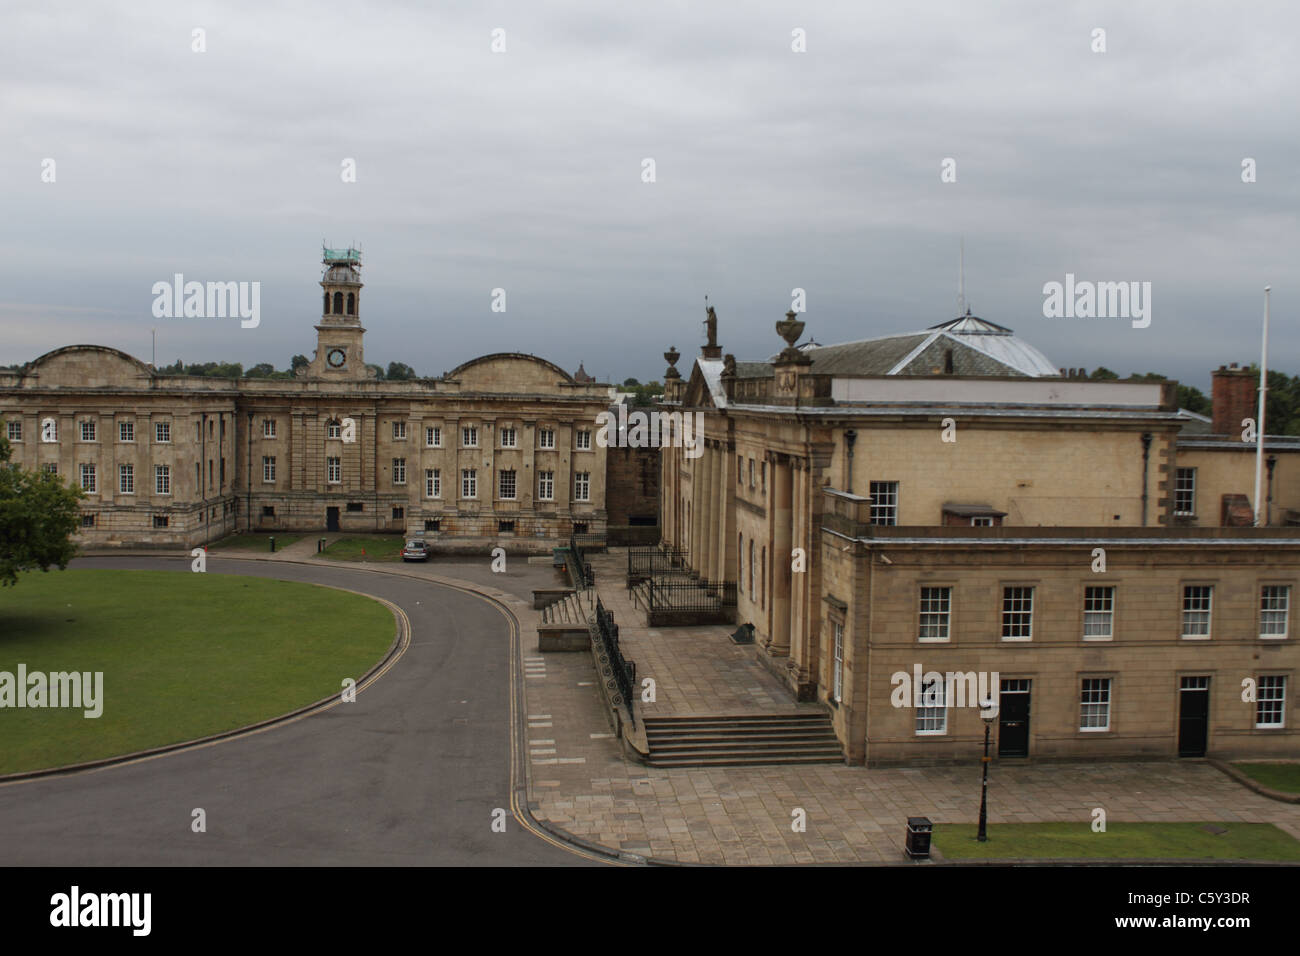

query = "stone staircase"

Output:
[[642, 713, 843, 768], [536, 589, 593, 651], [540, 591, 589, 626]]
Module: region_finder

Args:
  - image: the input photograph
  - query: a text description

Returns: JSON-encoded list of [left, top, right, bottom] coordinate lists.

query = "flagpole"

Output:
[[1254, 286, 1271, 526]]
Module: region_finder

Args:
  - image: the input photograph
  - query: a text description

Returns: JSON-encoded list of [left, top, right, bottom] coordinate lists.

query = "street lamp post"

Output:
[[977, 711, 995, 842]]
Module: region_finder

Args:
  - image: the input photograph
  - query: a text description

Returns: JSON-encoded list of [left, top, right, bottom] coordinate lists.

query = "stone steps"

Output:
[[643, 713, 843, 768]]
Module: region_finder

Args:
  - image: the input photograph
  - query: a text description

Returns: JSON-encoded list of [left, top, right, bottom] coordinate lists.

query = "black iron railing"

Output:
[[566, 533, 594, 590], [645, 578, 737, 614], [626, 546, 692, 586], [594, 596, 636, 728], [572, 531, 607, 552]]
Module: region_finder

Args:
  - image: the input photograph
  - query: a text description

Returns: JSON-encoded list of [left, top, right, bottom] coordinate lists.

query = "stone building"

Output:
[[0, 249, 611, 550], [657, 306, 1300, 763]]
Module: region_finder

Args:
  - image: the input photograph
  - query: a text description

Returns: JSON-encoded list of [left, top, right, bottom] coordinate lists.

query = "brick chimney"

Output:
[[1212, 364, 1256, 437]]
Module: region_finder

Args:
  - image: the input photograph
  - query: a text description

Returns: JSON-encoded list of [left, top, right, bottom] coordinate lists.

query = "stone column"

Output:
[[790, 458, 814, 691], [789, 459, 803, 667], [661, 445, 675, 548], [700, 440, 715, 579], [719, 442, 736, 584], [706, 441, 723, 581], [770, 453, 793, 656], [689, 449, 703, 569]]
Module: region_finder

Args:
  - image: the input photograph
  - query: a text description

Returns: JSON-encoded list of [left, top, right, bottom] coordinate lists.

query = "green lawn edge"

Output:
[[318, 536, 405, 562], [932, 821, 1300, 861], [0, 568, 394, 775], [1232, 762, 1300, 794]]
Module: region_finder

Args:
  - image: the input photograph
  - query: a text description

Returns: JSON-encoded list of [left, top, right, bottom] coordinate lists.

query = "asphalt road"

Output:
[[0, 556, 599, 866]]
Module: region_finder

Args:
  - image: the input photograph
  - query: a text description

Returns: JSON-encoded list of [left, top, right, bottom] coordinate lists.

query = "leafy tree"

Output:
[[290, 354, 309, 372], [1252, 366, 1300, 436], [1089, 367, 1119, 381], [627, 380, 663, 406], [622, 377, 641, 388], [244, 363, 276, 378], [0, 427, 85, 587], [1178, 384, 1211, 416], [386, 362, 417, 381], [366, 363, 385, 379]]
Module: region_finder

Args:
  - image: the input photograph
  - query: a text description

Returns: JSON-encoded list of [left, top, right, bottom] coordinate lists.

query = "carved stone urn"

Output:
[[775, 311, 805, 360], [664, 345, 681, 380]]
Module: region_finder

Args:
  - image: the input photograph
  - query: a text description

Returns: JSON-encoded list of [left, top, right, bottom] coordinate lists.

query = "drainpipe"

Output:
[[1140, 433, 1152, 526], [844, 429, 857, 495], [1266, 454, 1278, 526]]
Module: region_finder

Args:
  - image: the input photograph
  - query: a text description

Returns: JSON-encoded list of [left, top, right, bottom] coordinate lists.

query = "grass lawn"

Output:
[[932, 822, 1300, 861], [318, 536, 405, 562], [1233, 762, 1300, 793], [0, 568, 394, 776], [207, 533, 303, 552]]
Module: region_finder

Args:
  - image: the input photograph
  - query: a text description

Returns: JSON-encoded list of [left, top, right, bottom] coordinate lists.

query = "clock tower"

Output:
[[305, 246, 371, 379]]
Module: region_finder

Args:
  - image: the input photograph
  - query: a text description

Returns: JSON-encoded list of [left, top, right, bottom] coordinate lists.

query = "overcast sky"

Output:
[[3, 0, 1296, 390]]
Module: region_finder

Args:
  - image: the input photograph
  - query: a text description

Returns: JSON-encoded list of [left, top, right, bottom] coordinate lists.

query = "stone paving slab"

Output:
[[528, 550, 1300, 864], [587, 551, 814, 716]]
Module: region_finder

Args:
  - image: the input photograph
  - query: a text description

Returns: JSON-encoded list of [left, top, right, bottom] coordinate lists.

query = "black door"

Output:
[[326, 507, 340, 532], [1178, 677, 1210, 757], [998, 680, 1030, 757]]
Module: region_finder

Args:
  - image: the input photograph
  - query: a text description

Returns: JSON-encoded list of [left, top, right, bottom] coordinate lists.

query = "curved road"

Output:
[[0, 556, 602, 866]]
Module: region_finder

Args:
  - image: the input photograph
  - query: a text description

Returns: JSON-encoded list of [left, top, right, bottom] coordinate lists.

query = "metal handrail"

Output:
[[594, 596, 636, 728]]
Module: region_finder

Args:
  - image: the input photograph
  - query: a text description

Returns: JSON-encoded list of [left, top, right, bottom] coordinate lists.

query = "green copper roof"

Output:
[[322, 247, 362, 262]]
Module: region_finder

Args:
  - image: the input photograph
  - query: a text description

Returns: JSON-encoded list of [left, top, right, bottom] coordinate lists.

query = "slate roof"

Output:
[[743, 313, 1060, 379]]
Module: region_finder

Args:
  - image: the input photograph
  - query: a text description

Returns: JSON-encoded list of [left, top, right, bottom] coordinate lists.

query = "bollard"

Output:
[[318, 538, 325, 554], [270, 536, 275, 553]]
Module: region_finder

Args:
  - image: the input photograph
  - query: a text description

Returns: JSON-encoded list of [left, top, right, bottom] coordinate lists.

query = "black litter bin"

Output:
[[905, 817, 932, 859]]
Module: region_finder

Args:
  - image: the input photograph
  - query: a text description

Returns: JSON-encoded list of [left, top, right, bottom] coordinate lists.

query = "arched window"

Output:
[[346, 293, 355, 315], [333, 291, 343, 314], [323, 292, 330, 314]]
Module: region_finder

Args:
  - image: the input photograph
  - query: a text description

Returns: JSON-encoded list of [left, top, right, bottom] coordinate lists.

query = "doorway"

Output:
[[998, 679, 1031, 757], [1178, 676, 1210, 757], [326, 507, 340, 532]]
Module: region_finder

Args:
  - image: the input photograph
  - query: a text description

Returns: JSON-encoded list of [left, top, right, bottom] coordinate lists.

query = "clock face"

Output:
[[327, 348, 346, 368]]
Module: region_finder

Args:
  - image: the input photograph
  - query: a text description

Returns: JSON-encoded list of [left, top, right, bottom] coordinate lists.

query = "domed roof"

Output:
[[793, 311, 1059, 378], [920, 311, 1059, 377]]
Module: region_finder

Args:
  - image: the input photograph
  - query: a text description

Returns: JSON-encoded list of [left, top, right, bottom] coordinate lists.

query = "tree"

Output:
[[1177, 384, 1211, 416], [1089, 367, 1119, 381], [244, 363, 276, 378], [628, 380, 663, 406], [622, 377, 641, 388], [366, 363, 385, 379], [386, 361, 417, 381], [0, 427, 85, 587], [290, 354, 309, 372]]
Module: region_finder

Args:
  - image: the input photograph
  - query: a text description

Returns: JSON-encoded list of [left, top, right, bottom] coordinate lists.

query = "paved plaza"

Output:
[[524, 550, 1300, 864]]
